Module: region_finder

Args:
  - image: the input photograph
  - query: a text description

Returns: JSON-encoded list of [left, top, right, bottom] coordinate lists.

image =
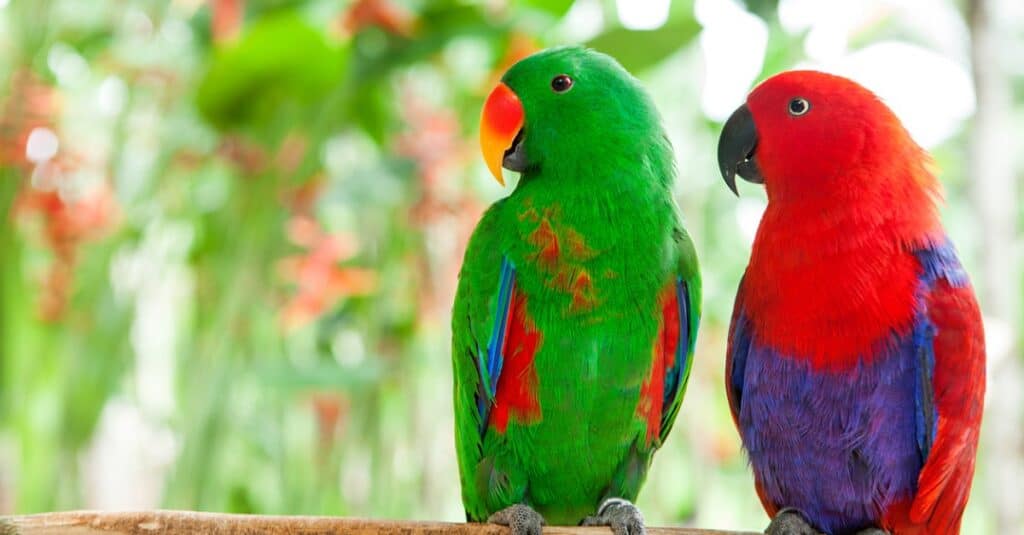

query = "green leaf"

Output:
[[520, 0, 576, 18], [196, 12, 347, 131], [586, 17, 701, 73], [227, 485, 259, 514], [737, 0, 779, 21], [349, 80, 392, 146]]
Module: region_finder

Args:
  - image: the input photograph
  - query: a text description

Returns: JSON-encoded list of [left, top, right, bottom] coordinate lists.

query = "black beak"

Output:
[[717, 104, 763, 196], [503, 129, 528, 172]]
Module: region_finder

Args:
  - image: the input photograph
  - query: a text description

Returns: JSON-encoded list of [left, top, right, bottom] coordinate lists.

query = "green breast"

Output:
[[477, 180, 681, 522]]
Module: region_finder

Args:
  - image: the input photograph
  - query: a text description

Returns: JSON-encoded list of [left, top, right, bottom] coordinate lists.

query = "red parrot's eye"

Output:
[[788, 97, 810, 116], [551, 74, 573, 93]]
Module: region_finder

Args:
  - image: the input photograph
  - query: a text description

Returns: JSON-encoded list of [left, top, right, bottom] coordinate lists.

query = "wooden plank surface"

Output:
[[0, 510, 760, 535]]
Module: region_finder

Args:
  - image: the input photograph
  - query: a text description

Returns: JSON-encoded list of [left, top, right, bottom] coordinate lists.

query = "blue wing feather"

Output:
[[662, 277, 690, 407], [911, 239, 969, 463], [915, 242, 969, 287], [727, 304, 753, 419], [475, 257, 516, 433], [912, 317, 937, 461]]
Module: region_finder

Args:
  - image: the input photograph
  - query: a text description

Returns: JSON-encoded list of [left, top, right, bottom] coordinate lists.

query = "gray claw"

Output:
[[581, 498, 646, 535], [854, 530, 889, 535], [488, 503, 545, 535], [765, 509, 823, 535]]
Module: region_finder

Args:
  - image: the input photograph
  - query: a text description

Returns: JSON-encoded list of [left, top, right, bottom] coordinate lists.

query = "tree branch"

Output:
[[0, 511, 758, 535]]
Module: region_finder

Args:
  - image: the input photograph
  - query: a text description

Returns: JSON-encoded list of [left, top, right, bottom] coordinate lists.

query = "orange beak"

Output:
[[479, 82, 524, 186]]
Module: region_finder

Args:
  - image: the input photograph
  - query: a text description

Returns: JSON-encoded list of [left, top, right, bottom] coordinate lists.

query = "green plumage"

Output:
[[452, 47, 701, 524]]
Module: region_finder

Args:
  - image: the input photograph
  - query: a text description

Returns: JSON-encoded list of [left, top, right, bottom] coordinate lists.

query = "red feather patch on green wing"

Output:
[[490, 285, 543, 433], [637, 280, 686, 445]]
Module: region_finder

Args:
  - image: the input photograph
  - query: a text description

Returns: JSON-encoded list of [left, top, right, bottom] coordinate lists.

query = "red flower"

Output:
[[310, 392, 349, 453], [278, 216, 376, 331], [14, 184, 118, 321], [340, 0, 416, 37], [212, 0, 244, 43]]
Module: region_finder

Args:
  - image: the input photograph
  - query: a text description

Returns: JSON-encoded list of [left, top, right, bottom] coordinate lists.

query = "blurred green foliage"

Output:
[[0, 0, 1012, 532], [197, 13, 347, 130]]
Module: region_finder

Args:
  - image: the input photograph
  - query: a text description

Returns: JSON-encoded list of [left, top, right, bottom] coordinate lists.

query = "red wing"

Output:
[[906, 279, 985, 533]]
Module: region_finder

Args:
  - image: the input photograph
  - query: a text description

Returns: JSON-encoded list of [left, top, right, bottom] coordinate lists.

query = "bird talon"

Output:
[[487, 504, 545, 535], [582, 498, 646, 535], [765, 508, 823, 535]]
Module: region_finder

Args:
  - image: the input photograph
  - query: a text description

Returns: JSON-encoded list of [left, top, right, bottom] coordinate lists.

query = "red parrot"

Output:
[[717, 70, 986, 535]]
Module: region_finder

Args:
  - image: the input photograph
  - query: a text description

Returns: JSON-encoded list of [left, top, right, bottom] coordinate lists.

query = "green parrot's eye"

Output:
[[551, 74, 573, 93], [788, 97, 810, 116]]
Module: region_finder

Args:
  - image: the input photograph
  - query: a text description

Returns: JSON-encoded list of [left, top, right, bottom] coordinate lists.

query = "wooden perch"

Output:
[[1, 510, 759, 535]]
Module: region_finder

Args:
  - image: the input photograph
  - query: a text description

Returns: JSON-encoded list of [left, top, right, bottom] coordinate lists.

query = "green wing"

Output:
[[451, 204, 507, 521], [594, 224, 701, 503]]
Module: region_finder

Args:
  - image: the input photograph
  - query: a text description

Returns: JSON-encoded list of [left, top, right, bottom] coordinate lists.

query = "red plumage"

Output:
[[491, 285, 542, 433], [637, 282, 681, 444], [741, 71, 944, 369]]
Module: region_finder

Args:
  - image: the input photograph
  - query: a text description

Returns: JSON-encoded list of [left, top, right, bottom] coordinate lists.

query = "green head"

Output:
[[480, 46, 672, 188]]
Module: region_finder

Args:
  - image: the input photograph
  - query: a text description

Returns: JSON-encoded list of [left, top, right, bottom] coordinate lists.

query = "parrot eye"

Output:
[[788, 97, 810, 116], [551, 74, 573, 93]]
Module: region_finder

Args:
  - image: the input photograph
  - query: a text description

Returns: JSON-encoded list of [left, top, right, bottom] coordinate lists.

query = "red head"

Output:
[[718, 70, 941, 214], [719, 71, 949, 362]]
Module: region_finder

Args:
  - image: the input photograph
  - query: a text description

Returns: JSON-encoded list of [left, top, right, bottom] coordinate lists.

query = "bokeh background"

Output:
[[0, 0, 1021, 532]]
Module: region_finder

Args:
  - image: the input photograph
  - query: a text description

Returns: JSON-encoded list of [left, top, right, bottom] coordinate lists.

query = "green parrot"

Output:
[[452, 47, 701, 535]]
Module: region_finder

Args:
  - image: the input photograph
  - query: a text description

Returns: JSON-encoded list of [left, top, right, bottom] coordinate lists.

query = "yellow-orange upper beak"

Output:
[[479, 82, 524, 186]]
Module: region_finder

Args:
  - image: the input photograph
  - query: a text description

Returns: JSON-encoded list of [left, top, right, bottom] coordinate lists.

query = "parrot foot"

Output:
[[765, 508, 823, 535], [581, 497, 646, 535], [853, 530, 889, 535], [487, 504, 545, 535]]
